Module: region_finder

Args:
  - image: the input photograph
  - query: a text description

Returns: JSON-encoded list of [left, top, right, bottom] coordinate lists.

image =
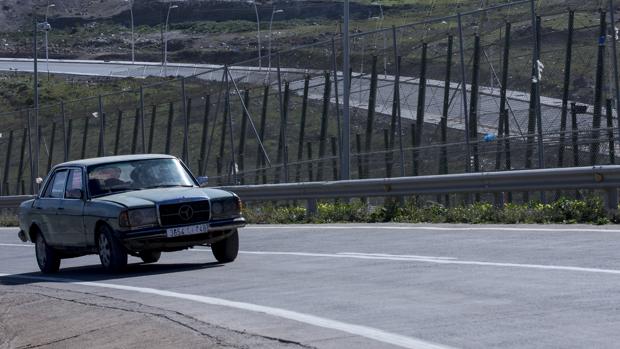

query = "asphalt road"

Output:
[[2, 224, 620, 349]]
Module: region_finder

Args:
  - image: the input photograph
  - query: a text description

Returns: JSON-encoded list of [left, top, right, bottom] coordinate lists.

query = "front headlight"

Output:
[[119, 208, 158, 228]]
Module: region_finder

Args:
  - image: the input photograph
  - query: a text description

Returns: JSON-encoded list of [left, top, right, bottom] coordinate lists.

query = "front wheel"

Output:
[[211, 229, 239, 263], [98, 225, 128, 272], [35, 233, 61, 274]]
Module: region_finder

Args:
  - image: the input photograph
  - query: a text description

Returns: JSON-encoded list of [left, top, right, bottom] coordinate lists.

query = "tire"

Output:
[[97, 225, 128, 272], [140, 250, 161, 264], [211, 229, 239, 263], [34, 232, 61, 274]]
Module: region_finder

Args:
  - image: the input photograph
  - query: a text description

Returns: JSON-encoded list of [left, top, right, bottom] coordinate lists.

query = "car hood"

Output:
[[93, 187, 234, 208]]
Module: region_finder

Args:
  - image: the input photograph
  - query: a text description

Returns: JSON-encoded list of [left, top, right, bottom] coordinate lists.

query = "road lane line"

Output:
[[237, 250, 620, 275], [0, 273, 453, 349], [4, 244, 620, 276], [246, 225, 620, 233]]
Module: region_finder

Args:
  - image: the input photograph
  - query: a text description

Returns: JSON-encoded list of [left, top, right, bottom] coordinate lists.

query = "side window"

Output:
[[65, 169, 84, 199], [43, 170, 68, 198]]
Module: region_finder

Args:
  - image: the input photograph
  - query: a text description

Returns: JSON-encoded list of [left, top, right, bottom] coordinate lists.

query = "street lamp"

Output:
[[124, 0, 135, 63], [267, 8, 284, 79], [249, 0, 261, 70], [164, 2, 180, 75], [44, 3, 55, 79]]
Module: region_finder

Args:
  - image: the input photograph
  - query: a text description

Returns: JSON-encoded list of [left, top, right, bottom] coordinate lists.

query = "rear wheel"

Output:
[[211, 229, 239, 263], [140, 250, 161, 264], [34, 232, 61, 274], [97, 225, 127, 272]]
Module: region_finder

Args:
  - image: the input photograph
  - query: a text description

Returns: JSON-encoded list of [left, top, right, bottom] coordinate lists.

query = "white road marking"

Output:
[[246, 224, 620, 233], [0, 243, 32, 247], [238, 250, 620, 275], [3, 244, 620, 275], [0, 273, 453, 349]]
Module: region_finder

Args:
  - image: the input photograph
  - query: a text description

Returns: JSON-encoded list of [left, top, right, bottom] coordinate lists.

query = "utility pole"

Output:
[[341, 0, 351, 180]]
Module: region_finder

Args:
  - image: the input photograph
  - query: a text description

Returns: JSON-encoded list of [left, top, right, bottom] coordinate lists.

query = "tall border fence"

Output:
[[0, 0, 618, 205]]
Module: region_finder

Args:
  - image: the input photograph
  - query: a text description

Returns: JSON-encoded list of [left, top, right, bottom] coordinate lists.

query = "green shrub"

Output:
[[315, 201, 370, 223]]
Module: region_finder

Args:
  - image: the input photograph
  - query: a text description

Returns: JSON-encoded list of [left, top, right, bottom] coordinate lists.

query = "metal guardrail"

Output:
[[1, 166, 619, 211]]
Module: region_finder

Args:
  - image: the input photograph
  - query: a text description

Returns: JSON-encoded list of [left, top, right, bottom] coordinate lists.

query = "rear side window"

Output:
[[43, 170, 68, 198]]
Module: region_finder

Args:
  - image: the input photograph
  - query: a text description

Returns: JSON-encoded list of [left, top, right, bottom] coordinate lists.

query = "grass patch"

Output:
[[244, 197, 614, 225]]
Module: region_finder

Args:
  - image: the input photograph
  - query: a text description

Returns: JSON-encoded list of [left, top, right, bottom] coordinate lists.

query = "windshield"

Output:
[[87, 158, 195, 197]]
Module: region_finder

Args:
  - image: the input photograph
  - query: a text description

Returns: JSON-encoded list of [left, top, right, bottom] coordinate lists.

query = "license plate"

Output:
[[166, 223, 209, 238]]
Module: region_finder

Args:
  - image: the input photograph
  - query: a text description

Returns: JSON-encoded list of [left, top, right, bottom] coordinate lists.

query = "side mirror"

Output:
[[66, 188, 84, 199], [196, 176, 209, 188]]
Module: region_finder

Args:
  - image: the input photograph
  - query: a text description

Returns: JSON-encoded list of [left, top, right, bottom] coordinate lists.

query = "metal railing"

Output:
[[2, 165, 618, 211]]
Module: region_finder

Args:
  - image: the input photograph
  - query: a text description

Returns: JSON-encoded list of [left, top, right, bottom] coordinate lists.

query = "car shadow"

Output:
[[0, 261, 224, 286]]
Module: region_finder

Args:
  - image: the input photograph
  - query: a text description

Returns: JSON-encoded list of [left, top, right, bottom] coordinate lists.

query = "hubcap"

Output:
[[99, 234, 111, 267], [35, 235, 46, 266]]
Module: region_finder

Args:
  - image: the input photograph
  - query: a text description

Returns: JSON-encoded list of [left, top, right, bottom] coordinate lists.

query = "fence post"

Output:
[[331, 136, 338, 180], [503, 109, 513, 203], [148, 105, 157, 153], [140, 86, 146, 153], [558, 11, 574, 168], [296, 75, 310, 182], [525, 16, 541, 170], [440, 36, 453, 178], [306, 142, 314, 182], [392, 27, 405, 178], [15, 128, 26, 195], [114, 110, 123, 155], [256, 85, 269, 184], [388, 56, 401, 177], [591, 10, 607, 166], [181, 79, 190, 163], [218, 93, 229, 182], [3, 130, 13, 195], [364, 57, 378, 178], [97, 95, 105, 157], [165, 102, 174, 154], [414, 43, 428, 176], [66, 119, 73, 160], [383, 129, 391, 178], [81, 116, 89, 159], [607, 99, 615, 164], [46, 122, 56, 172], [496, 23, 511, 171], [457, 13, 471, 173], [238, 90, 250, 184], [131, 107, 140, 154], [410, 123, 416, 176], [355, 133, 363, 179], [199, 95, 211, 176], [469, 35, 481, 174], [318, 71, 331, 181], [571, 103, 579, 167], [61, 101, 68, 162]]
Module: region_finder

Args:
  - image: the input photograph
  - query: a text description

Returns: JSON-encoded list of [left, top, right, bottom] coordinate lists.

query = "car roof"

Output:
[[56, 154, 177, 168]]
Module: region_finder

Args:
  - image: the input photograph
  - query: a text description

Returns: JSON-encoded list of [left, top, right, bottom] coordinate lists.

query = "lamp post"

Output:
[[267, 8, 283, 79], [124, 0, 135, 63], [249, 1, 261, 70], [164, 3, 180, 75], [44, 3, 55, 79]]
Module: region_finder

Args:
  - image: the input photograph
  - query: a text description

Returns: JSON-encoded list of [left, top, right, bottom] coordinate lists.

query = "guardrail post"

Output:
[[307, 198, 318, 216]]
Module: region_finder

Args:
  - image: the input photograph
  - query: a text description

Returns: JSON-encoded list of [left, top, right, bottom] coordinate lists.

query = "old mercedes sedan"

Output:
[[17, 154, 246, 273]]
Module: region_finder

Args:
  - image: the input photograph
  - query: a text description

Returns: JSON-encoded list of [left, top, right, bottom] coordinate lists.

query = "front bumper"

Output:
[[119, 217, 246, 252]]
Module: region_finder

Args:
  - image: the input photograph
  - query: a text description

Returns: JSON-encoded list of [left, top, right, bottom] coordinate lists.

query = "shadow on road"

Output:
[[0, 261, 224, 285]]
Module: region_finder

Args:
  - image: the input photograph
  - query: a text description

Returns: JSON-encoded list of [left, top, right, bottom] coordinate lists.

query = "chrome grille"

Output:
[[158, 200, 210, 227]]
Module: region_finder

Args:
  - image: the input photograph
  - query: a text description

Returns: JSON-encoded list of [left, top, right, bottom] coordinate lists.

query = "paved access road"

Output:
[[2, 224, 620, 349]]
